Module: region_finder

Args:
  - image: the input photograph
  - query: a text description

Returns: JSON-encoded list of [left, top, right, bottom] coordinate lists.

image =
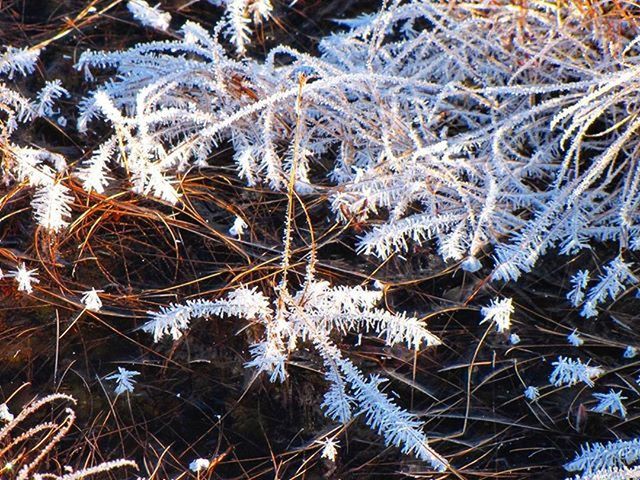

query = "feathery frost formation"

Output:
[[3, 0, 640, 475], [208, 0, 273, 54], [127, 0, 171, 31], [565, 439, 640, 479], [0, 46, 72, 232], [549, 356, 604, 387], [0, 394, 136, 479], [145, 271, 446, 470], [74, 0, 640, 311]]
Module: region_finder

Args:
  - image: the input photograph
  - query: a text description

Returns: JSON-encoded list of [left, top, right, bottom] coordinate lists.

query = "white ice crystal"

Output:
[[580, 257, 638, 318], [524, 386, 540, 401], [0, 45, 40, 79], [81, 288, 103, 312], [592, 390, 627, 418], [189, 458, 210, 473], [8, 263, 39, 294], [127, 0, 171, 31], [549, 356, 603, 388], [319, 438, 339, 462], [567, 270, 590, 307], [567, 329, 584, 347], [106, 367, 140, 395], [480, 297, 514, 333], [0, 403, 13, 422], [31, 181, 73, 232], [229, 216, 247, 237]]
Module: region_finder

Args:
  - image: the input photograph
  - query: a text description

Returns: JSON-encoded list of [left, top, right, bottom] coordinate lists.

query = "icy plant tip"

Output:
[[480, 297, 513, 333], [8, 263, 39, 294], [524, 386, 540, 401], [567, 329, 584, 347], [81, 288, 103, 312], [127, 0, 171, 31], [318, 438, 340, 462], [549, 356, 603, 387], [229, 215, 247, 237], [106, 367, 140, 395], [592, 390, 627, 418]]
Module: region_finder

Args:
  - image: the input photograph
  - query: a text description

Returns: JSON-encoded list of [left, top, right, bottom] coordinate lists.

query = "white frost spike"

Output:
[[9, 263, 39, 294], [580, 257, 638, 318], [567, 270, 590, 307], [549, 356, 603, 387], [127, 0, 171, 31], [524, 386, 539, 401], [105, 367, 140, 395], [229, 216, 248, 237], [565, 438, 640, 475], [81, 288, 104, 312], [567, 329, 584, 347], [0, 46, 40, 79], [36, 80, 69, 117], [77, 137, 116, 194], [318, 438, 339, 462], [31, 182, 73, 232], [480, 297, 513, 333], [592, 390, 627, 418]]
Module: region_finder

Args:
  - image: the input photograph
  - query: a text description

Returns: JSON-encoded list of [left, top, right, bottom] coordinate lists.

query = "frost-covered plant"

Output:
[[577, 257, 638, 318], [189, 458, 210, 473], [549, 356, 603, 387], [568, 270, 590, 307], [145, 269, 446, 469], [524, 386, 540, 401], [318, 437, 339, 462], [7, 263, 39, 294], [142, 80, 447, 466], [568, 329, 584, 347], [81, 288, 103, 312], [480, 297, 513, 333], [0, 45, 72, 231], [73, 0, 640, 304], [208, 0, 273, 54], [127, 0, 171, 31], [0, 393, 136, 479], [105, 367, 140, 395], [565, 438, 640, 477], [592, 390, 627, 418]]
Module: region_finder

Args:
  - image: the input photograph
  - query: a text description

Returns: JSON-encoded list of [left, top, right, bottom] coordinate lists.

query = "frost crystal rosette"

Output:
[[480, 297, 513, 333], [105, 367, 140, 395], [145, 273, 447, 470]]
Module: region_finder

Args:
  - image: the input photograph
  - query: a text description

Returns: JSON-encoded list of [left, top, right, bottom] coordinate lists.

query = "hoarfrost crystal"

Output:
[[106, 367, 140, 395]]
